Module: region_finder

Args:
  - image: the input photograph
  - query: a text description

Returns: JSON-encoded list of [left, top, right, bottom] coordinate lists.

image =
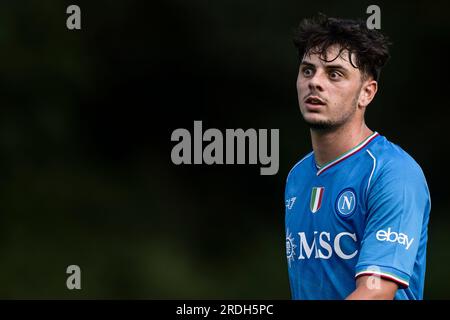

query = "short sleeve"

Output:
[[355, 159, 431, 288]]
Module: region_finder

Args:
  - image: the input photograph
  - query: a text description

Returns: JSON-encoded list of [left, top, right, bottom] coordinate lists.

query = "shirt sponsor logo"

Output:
[[295, 231, 358, 260], [376, 227, 414, 250], [286, 230, 297, 267]]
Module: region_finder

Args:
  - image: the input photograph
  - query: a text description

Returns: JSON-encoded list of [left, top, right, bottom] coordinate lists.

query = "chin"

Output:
[[302, 116, 335, 131], [302, 113, 327, 124]]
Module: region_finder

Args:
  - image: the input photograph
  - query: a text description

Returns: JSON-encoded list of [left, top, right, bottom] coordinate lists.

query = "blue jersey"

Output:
[[285, 132, 431, 300]]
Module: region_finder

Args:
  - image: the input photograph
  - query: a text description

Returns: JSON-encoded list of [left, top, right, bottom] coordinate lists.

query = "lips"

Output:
[[304, 96, 326, 105]]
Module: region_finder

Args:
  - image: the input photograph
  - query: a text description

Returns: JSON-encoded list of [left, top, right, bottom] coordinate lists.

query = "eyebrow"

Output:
[[300, 60, 349, 71]]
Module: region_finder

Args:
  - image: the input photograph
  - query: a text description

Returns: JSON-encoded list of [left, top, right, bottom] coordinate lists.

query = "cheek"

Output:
[[332, 84, 358, 103], [296, 77, 306, 92]]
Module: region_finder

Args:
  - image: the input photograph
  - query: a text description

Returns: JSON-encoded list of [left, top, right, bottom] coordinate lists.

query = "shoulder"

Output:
[[286, 151, 314, 183], [366, 135, 428, 192], [363, 135, 431, 222]]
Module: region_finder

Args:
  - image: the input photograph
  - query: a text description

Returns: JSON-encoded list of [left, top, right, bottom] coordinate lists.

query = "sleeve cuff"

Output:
[[355, 264, 410, 289]]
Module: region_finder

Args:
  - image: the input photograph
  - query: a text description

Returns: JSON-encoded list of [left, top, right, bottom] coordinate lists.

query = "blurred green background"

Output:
[[0, 0, 449, 298]]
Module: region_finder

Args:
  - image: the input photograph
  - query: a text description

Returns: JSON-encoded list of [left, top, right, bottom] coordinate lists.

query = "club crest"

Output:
[[335, 188, 357, 218]]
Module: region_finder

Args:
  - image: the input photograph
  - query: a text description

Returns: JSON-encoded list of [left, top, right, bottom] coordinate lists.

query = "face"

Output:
[[297, 45, 375, 131]]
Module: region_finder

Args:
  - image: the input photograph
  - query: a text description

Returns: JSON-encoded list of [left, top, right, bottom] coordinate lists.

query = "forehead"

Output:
[[302, 45, 358, 70]]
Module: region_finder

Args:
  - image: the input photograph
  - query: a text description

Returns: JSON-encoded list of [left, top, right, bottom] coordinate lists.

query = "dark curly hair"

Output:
[[293, 13, 391, 82]]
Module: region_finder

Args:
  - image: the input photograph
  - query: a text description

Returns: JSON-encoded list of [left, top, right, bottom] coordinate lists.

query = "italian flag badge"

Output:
[[310, 187, 325, 213]]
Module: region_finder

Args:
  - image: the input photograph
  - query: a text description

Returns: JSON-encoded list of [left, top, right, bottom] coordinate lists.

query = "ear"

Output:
[[358, 79, 378, 109]]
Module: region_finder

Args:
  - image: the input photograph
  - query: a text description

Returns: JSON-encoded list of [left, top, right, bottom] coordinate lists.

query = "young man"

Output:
[[285, 15, 431, 300]]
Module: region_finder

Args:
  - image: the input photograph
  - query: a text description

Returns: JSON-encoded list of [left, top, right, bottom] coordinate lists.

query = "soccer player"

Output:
[[285, 15, 431, 300]]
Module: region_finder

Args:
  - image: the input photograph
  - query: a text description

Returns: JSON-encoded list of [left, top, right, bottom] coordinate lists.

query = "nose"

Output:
[[307, 71, 325, 92]]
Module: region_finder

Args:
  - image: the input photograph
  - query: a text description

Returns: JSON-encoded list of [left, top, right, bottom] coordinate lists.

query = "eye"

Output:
[[329, 70, 342, 80], [302, 67, 314, 77]]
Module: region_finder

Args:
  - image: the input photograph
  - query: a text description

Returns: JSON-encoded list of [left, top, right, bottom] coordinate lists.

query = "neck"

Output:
[[311, 122, 373, 167]]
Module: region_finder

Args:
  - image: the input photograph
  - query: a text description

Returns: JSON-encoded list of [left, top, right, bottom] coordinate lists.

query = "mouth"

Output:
[[304, 96, 326, 106]]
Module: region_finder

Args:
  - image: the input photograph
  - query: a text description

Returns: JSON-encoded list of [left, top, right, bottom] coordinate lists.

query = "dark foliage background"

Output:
[[0, 0, 449, 298]]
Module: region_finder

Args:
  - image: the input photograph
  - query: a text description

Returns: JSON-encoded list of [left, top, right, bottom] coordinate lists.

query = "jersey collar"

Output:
[[315, 131, 380, 176]]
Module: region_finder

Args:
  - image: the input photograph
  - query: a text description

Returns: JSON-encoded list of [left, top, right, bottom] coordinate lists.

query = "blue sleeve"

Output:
[[355, 159, 431, 288]]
